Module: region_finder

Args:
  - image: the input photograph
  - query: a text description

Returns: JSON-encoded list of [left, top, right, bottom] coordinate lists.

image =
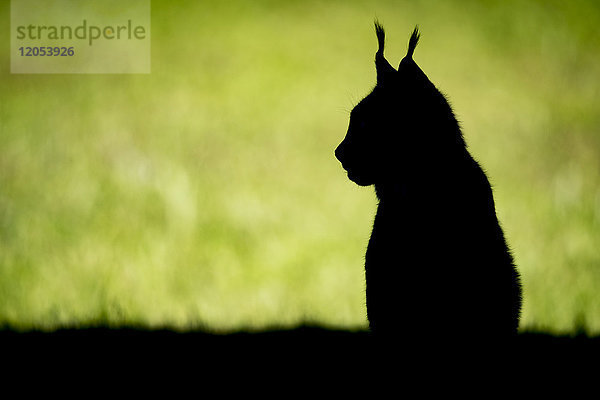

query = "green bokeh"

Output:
[[1, 0, 599, 335]]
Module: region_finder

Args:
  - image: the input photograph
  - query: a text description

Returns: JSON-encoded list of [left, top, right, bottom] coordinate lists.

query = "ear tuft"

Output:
[[374, 20, 385, 56], [406, 26, 420, 58], [374, 20, 397, 85]]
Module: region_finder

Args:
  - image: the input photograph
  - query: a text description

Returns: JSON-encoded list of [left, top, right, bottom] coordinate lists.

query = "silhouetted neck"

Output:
[[374, 145, 473, 202]]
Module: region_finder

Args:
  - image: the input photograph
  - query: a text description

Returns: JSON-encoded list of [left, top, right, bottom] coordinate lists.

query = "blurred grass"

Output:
[[0, 0, 599, 335]]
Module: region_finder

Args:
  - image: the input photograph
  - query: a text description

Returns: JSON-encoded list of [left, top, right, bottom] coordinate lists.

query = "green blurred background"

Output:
[[1, 0, 599, 335]]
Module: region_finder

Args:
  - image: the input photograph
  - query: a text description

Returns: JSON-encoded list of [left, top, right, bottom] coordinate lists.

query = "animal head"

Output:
[[335, 22, 464, 187]]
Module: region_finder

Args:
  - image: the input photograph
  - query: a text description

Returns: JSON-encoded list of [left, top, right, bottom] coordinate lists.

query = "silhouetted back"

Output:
[[335, 22, 522, 343]]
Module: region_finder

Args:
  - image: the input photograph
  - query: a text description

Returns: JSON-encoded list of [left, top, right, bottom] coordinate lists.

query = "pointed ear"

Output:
[[374, 21, 396, 85], [399, 26, 420, 70], [398, 26, 434, 91]]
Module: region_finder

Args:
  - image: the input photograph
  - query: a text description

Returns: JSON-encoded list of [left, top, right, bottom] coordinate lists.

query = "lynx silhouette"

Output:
[[335, 23, 522, 341]]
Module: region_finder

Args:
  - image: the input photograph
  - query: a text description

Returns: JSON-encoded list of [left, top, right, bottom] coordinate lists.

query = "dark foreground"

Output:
[[2, 326, 599, 386], [3, 325, 599, 356]]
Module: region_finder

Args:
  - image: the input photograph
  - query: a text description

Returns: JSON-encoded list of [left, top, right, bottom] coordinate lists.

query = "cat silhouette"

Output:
[[335, 22, 522, 344]]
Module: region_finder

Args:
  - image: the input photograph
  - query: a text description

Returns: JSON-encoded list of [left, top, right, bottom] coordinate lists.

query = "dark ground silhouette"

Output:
[[3, 326, 596, 386], [335, 22, 521, 344], [2, 326, 599, 363]]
